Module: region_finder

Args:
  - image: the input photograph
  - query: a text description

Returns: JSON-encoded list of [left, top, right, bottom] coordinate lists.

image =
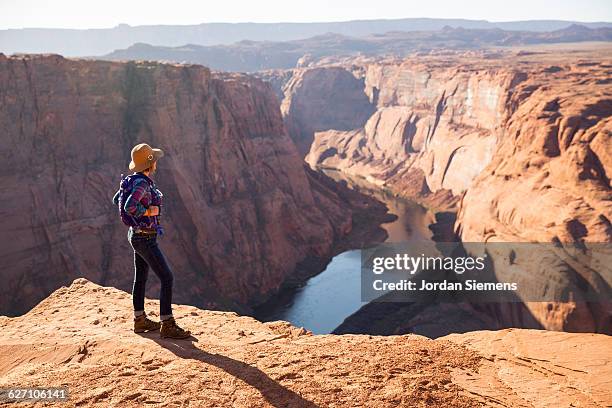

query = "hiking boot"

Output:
[[134, 314, 161, 333], [160, 317, 191, 339]]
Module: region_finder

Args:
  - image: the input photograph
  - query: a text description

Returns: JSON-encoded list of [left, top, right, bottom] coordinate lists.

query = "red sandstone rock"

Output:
[[454, 58, 612, 331], [281, 67, 375, 154], [271, 50, 612, 332], [0, 54, 374, 316], [1, 279, 609, 407], [289, 58, 521, 205], [278, 52, 611, 223], [456, 61, 612, 244]]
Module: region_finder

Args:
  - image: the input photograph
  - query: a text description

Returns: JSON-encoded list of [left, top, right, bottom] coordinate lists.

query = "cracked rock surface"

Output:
[[0, 279, 610, 407]]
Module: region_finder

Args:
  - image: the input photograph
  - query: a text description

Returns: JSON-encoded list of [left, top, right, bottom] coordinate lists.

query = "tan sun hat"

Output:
[[129, 143, 164, 172]]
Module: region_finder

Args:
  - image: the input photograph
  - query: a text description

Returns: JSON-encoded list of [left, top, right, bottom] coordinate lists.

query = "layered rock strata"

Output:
[[0, 54, 386, 316], [273, 50, 612, 332]]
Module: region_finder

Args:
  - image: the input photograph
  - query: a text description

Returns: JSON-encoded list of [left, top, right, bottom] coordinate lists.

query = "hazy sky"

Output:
[[0, 0, 610, 29]]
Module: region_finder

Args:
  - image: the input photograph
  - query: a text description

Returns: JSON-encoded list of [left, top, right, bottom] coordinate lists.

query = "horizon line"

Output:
[[2, 17, 611, 31]]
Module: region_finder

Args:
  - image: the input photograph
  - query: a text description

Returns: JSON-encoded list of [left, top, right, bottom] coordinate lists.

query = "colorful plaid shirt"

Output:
[[112, 174, 162, 229]]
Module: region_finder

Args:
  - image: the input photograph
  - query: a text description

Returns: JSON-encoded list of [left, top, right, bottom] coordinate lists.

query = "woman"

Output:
[[112, 143, 190, 339]]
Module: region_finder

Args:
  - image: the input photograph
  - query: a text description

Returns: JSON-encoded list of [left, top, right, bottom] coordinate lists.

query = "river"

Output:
[[255, 170, 434, 334]]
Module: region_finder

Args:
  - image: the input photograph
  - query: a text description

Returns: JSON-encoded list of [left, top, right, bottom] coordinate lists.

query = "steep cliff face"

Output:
[[1, 279, 610, 407], [456, 61, 612, 243], [282, 55, 525, 209], [271, 50, 612, 332], [454, 60, 612, 332], [280, 67, 376, 154], [0, 54, 383, 316], [276, 52, 611, 242]]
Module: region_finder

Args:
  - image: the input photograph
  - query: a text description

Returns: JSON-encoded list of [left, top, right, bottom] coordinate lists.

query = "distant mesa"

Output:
[[1, 17, 611, 56], [100, 26, 612, 72]]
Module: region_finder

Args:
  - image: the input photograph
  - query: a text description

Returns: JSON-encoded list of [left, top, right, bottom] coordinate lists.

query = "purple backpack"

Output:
[[116, 173, 152, 227]]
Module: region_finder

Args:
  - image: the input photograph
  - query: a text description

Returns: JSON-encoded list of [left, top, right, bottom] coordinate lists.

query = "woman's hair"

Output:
[[142, 161, 156, 173]]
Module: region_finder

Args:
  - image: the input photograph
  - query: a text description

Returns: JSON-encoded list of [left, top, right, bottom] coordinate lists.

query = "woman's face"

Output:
[[149, 161, 157, 175]]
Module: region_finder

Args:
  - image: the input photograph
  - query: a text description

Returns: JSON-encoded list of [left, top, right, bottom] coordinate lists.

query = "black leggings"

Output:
[[128, 228, 174, 317]]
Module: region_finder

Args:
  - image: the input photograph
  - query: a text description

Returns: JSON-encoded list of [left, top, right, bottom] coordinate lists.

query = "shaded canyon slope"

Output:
[[269, 49, 612, 333], [1, 279, 610, 407], [0, 53, 387, 316]]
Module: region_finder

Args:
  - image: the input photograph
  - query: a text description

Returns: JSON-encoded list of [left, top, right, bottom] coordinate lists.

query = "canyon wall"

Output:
[[0, 54, 385, 316], [278, 55, 525, 210], [455, 59, 612, 332], [279, 53, 611, 230], [273, 50, 612, 332], [277, 52, 611, 243], [280, 67, 376, 154], [456, 62, 611, 243]]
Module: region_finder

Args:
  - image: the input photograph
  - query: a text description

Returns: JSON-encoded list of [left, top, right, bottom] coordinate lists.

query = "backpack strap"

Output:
[[121, 173, 151, 191]]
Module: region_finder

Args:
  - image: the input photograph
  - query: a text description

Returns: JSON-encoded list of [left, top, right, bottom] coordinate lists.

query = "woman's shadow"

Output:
[[139, 333, 319, 408]]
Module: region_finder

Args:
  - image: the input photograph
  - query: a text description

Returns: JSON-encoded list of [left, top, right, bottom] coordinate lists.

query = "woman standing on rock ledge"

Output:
[[112, 143, 191, 340]]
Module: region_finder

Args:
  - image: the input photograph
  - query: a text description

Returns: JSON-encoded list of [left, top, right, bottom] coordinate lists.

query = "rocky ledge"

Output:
[[0, 279, 610, 407]]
